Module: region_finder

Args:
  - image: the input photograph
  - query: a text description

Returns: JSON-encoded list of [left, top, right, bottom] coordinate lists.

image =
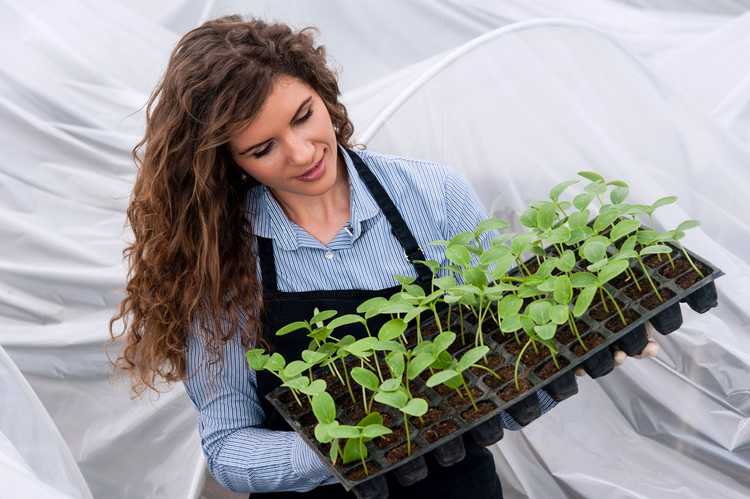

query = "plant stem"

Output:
[[569, 317, 586, 351], [404, 417, 411, 455], [462, 377, 478, 411], [472, 364, 506, 383], [360, 439, 368, 475], [637, 257, 663, 301], [599, 288, 609, 313], [626, 267, 641, 290], [602, 286, 626, 325], [340, 358, 356, 403], [513, 339, 533, 391], [681, 247, 705, 278]]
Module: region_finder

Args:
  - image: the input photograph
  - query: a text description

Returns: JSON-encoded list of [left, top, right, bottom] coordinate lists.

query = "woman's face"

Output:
[[228, 75, 341, 199]]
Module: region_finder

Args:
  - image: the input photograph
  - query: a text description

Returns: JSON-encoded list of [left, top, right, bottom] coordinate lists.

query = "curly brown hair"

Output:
[[109, 15, 356, 395]]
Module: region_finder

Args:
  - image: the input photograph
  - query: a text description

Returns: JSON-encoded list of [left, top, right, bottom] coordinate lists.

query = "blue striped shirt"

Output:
[[184, 145, 557, 493]]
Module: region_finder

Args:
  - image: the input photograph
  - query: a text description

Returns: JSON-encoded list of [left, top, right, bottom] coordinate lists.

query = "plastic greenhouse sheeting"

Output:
[[1, 1, 749, 498]]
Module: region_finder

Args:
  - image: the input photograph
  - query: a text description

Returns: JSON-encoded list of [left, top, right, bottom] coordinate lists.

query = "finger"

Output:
[[645, 321, 656, 340], [613, 350, 627, 366], [641, 341, 660, 358], [575, 367, 585, 377]]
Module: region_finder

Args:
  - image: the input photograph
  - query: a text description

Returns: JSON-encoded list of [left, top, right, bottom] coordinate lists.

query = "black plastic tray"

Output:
[[266, 244, 723, 497]]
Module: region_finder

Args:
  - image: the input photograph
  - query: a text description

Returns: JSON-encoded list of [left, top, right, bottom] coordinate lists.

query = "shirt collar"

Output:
[[245, 144, 381, 250]]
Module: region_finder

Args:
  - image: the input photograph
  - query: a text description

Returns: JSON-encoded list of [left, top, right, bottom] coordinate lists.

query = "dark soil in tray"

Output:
[[447, 386, 485, 409], [447, 336, 472, 355], [385, 442, 422, 463], [423, 419, 459, 443], [623, 280, 652, 300], [413, 407, 446, 429], [555, 319, 589, 344], [571, 332, 606, 357], [640, 288, 677, 310], [610, 267, 644, 289], [469, 353, 506, 376], [375, 425, 406, 450], [643, 254, 667, 269], [503, 339, 550, 367], [658, 257, 691, 279], [605, 309, 641, 332], [589, 297, 626, 321], [346, 462, 381, 481], [676, 263, 713, 289], [461, 400, 497, 422], [535, 356, 571, 380], [499, 376, 532, 402], [482, 365, 516, 390]]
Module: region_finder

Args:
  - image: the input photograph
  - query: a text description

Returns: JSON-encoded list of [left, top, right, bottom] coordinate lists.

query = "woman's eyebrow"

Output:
[[238, 96, 313, 155]]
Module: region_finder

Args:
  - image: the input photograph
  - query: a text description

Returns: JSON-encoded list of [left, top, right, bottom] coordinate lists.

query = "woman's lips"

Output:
[[297, 154, 325, 181]]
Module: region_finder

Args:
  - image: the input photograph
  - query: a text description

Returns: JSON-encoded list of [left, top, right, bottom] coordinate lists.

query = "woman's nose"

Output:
[[283, 133, 315, 167]]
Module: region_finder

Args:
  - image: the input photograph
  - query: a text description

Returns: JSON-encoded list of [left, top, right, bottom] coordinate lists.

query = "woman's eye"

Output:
[[252, 145, 272, 158], [296, 109, 313, 123]]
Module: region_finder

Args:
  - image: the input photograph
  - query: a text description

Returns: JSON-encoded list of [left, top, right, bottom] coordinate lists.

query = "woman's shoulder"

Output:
[[354, 148, 468, 203]]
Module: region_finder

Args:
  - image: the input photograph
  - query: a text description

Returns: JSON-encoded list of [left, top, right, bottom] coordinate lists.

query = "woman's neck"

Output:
[[269, 155, 350, 244]]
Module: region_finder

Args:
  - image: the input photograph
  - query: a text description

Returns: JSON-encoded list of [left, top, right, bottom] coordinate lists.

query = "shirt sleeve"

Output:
[[441, 168, 559, 430], [183, 328, 335, 493]]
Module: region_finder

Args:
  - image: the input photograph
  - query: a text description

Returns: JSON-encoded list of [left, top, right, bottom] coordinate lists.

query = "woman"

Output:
[[110, 15, 659, 498]]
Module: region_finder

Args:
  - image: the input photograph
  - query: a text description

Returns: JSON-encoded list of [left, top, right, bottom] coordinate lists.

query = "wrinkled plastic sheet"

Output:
[[1, 2, 749, 498]]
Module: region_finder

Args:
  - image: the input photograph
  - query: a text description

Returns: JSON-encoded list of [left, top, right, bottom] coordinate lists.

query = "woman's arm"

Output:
[[184, 328, 334, 493]]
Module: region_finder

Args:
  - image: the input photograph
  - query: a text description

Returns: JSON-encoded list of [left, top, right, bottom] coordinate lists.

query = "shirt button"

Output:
[[324, 250, 334, 260]]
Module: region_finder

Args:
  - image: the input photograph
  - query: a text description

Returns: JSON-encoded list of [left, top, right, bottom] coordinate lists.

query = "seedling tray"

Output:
[[266, 243, 722, 498]]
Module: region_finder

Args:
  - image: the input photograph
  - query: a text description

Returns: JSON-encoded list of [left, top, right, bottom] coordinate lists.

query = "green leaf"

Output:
[[283, 360, 310, 379], [394, 274, 416, 287], [301, 350, 327, 365], [407, 353, 435, 380], [402, 398, 429, 417], [586, 258, 609, 273], [620, 235, 637, 254], [573, 192, 595, 211], [582, 239, 608, 264], [573, 286, 597, 318], [351, 367, 379, 391], [426, 369, 460, 388], [458, 346, 490, 371], [342, 438, 364, 465], [534, 324, 556, 341], [498, 295, 523, 317], [362, 424, 392, 439], [553, 275, 573, 305], [479, 244, 511, 265], [640, 244, 673, 256], [449, 231, 475, 247], [578, 171, 605, 182], [558, 250, 576, 272], [549, 180, 578, 202], [374, 389, 408, 409], [266, 353, 286, 372], [549, 304, 569, 325], [584, 181, 607, 195], [570, 271, 596, 288], [433, 275, 458, 290], [610, 219, 641, 242], [610, 185, 629, 205], [346, 337, 381, 357], [445, 245, 471, 267], [356, 296, 388, 315], [536, 203, 556, 230], [568, 209, 590, 229], [246, 349, 268, 370], [652, 196, 678, 210], [282, 376, 309, 391], [302, 379, 327, 396], [314, 422, 333, 444], [357, 412, 383, 428], [275, 321, 309, 337], [511, 233, 535, 256], [676, 220, 699, 232], [329, 440, 339, 464], [378, 318, 407, 341], [476, 217, 510, 234], [520, 207, 538, 228], [547, 226, 571, 245], [310, 310, 337, 326], [500, 314, 522, 333], [329, 424, 361, 439], [593, 210, 619, 233], [434, 331, 456, 352], [328, 314, 365, 330], [537, 277, 556, 293], [379, 378, 401, 392], [386, 351, 405, 379], [490, 254, 517, 280], [463, 267, 487, 288], [597, 260, 629, 285], [569, 226, 594, 244], [311, 392, 336, 424], [526, 300, 552, 325]]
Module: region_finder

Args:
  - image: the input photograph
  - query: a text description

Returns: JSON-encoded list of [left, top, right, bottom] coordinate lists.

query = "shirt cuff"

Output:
[[290, 433, 335, 484]]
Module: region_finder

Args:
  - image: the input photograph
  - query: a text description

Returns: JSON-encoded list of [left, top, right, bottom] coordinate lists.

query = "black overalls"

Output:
[[251, 148, 503, 498]]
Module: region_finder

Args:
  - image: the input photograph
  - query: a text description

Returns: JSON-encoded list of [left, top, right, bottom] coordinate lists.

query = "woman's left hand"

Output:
[[575, 321, 660, 377]]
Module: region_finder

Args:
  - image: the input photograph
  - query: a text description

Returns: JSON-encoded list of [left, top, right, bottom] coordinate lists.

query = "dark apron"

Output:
[[251, 148, 503, 498]]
